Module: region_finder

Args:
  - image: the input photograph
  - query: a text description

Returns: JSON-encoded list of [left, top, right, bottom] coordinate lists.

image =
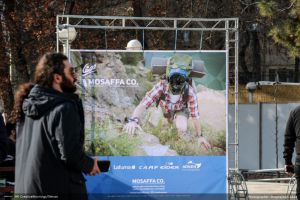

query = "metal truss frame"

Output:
[[56, 15, 237, 31], [56, 15, 240, 171]]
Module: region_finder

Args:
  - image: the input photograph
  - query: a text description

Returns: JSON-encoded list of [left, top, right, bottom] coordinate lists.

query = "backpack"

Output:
[[151, 54, 205, 79], [151, 54, 205, 109]]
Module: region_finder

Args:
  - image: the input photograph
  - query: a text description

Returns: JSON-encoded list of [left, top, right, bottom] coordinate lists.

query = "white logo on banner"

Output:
[[131, 178, 166, 193], [113, 165, 136, 170], [182, 161, 202, 171], [132, 178, 165, 184], [82, 63, 97, 76], [159, 162, 179, 170], [137, 162, 180, 170], [82, 78, 138, 87], [138, 165, 159, 170]]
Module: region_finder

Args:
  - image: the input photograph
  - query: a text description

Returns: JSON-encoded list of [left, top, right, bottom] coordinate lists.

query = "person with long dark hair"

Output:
[[12, 52, 100, 199]]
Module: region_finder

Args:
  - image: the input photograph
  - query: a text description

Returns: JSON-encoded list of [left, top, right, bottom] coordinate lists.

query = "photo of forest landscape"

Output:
[[71, 51, 226, 157]]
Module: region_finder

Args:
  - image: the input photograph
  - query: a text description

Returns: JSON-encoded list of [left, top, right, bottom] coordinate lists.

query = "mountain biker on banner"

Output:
[[124, 54, 211, 150]]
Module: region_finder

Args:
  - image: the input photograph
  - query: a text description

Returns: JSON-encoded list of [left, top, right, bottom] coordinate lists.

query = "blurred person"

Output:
[[11, 52, 100, 199], [0, 120, 15, 165], [0, 110, 14, 191], [0, 121, 16, 183], [6, 122, 16, 158], [0, 113, 7, 163], [284, 106, 300, 200], [124, 54, 211, 150]]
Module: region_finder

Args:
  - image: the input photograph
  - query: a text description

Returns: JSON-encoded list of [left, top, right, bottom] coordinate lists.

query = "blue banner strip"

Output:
[[85, 156, 226, 199]]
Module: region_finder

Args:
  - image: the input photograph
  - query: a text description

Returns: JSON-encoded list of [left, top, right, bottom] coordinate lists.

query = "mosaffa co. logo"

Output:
[[82, 78, 139, 87], [81, 63, 139, 87], [132, 178, 165, 184], [82, 63, 97, 77]]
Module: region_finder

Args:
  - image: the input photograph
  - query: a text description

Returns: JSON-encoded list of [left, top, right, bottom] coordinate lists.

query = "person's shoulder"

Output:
[[287, 106, 300, 120], [47, 100, 81, 126], [53, 100, 77, 114], [187, 84, 197, 96], [291, 106, 300, 115]]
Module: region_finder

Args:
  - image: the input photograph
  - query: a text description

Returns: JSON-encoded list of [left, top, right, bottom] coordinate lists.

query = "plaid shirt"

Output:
[[141, 80, 200, 119]]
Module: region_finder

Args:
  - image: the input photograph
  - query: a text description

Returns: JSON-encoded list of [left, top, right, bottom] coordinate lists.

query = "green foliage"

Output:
[[125, 66, 137, 74], [258, 0, 300, 57], [85, 119, 139, 156], [143, 117, 226, 156], [146, 71, 155, 82], [148, 120, 200, 155], [209, 130, 226, 152], [108, 134, 139, 156], [151, 120, 178, 144], [85, 139, 114, 156], [201, 123, 226, 152], [257, 1, 277, 18], [290, 1, 300, 17], [269, 20, 300, 57], [120, 52, 143, 66]]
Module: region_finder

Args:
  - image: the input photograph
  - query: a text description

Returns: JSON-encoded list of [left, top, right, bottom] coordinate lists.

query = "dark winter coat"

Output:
[[15, 85, 94, 199], [284, 106, 300, 167], [0, 113, 7, 163]]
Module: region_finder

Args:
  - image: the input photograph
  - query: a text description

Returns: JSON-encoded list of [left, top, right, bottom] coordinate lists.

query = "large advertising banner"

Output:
[[70, 50, 227, 200]]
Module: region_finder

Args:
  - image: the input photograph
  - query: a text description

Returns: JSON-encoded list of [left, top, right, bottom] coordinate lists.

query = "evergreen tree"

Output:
[[258, 0, 300, 82]]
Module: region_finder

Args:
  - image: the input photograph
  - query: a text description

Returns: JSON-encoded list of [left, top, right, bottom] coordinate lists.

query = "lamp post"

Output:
[[58, 25, 77, 56], [126, 39, 142, 50], [245, 82, 257, 103]]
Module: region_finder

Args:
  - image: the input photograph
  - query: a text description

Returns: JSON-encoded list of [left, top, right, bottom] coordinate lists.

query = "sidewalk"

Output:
[[246, 181, 296, 199]]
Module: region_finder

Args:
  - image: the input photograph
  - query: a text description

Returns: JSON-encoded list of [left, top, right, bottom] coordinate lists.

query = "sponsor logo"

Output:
[[82, 78, 138, 87], [159, 162, 179, 170], [81, 63, 139, 87], [82, 63, 97, 76], [132, 178, 165, 184], [113, 165, 136, 170], [182, 161, 202, 170], [137, 162, 180, 170], [138, 165, 159, 170]]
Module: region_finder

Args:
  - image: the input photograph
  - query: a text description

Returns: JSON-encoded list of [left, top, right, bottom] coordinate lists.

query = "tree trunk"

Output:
[[252, 29, 261, 82], [239, 31, 250, 83], [4, 0, 30, 85], [133, 0, 147, 49], [0, 5, 14, 119], [295, 57, 300, 82]]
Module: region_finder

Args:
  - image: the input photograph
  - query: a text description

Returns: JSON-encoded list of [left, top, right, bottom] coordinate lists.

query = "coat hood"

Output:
[[22, 85, 77, 118]]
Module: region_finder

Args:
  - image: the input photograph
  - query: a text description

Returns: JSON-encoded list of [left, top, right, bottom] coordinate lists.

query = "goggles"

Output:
[[168, 64, 193, 71], [169, 74, 187, 86], [169, 73, 187, 95]]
